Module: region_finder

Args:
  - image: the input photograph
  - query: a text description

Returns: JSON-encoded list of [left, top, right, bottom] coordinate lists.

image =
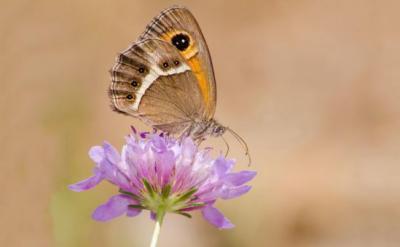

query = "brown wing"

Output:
[[139, 6, 217, 120], [109, 38, 205, 135]]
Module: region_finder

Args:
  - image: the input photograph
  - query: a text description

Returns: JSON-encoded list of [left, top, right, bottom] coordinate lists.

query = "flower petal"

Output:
[[151, 135, 167, 152], [220, 185, 252, 199], [155, 150, 175, 186], [103, 141, 121, 164], [224, 171, 257, 186], [201, 205, 234, 229], [126, 206, 141, 217], [150, 211, 157, 221], [68, 173, 103, 192], [92, 194, 133, 221], [89, 146, 105, 163], [214, 157, 234, 177], [181, 138, 197, 158], [95, 154, 131, 191]]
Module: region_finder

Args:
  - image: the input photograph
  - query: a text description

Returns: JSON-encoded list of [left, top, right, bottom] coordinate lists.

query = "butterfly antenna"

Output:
[[226, 128, 252, 166], [221, 135, 230, 157]]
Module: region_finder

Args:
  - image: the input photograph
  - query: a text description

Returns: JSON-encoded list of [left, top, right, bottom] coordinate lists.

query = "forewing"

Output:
[[139, 6, 217, 119], [109, 39, 205, 134]]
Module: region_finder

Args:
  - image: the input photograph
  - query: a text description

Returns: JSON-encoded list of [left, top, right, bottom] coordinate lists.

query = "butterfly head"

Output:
[[210, 122, 226, 137]]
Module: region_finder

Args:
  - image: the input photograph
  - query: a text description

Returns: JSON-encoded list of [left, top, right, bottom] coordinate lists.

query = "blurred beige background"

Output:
[[1, 0, 400, 246]]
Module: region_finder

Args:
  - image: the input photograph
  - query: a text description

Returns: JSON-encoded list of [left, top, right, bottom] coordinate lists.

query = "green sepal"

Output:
[[142, 179, 155, 198], [176, 211, 192, 218], [182, 202, 206, 209], [161, 184, 172, 199], [174, 187, 197, 203], [119, 189, 142, 201], [128, 204, 146, 210]]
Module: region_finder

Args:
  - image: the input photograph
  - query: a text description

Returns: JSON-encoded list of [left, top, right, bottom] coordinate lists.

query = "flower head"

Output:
[[69, 128, 256, 229]]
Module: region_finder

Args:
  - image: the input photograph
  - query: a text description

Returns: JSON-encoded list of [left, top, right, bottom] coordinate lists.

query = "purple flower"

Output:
[[69, 129, 256, 229]]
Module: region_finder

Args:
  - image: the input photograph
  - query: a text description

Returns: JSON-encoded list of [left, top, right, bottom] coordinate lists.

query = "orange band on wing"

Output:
[[188, 56, 210, 109]]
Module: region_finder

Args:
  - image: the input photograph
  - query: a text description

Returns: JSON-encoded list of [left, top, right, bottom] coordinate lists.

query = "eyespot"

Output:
[[171, 33, 190, 51], [162, 62, 169, 68], [174, 60, 180, 66], [138, 67, 145, 73], [131, 80, 138, 87], [126, 94, 133, 100]]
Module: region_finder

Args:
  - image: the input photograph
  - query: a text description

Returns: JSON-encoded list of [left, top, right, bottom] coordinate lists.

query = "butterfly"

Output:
[[109, 6, 249, 160]]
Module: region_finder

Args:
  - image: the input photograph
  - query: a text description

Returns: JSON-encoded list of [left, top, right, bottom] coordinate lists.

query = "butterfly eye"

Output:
[[131, 80, 138, 87], [171, 33, 190, 51], [215, 126, 225, 134], [162, 62, 169, 68]]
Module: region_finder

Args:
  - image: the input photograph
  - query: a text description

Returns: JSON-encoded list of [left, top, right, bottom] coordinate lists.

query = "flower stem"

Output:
[[150, 220, 161, 247], [150, 209, 165, 247]]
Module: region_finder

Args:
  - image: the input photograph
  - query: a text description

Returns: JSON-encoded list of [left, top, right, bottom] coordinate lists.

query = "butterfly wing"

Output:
[[139, 6, 217, 120], [109, 38, 206, 135]]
